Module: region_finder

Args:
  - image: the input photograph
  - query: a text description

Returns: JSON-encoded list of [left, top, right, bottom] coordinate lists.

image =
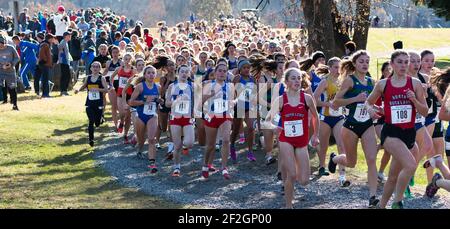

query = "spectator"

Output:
[[343, 41, 356, 59], [28, 17, 41, 37], [38, 11, 48, 32], [54, 5, 69, 42], [69, 30, 82, 82], [36, 33, 54, 98], [58, 31, 72, 96], [0, 34, 20, 110], [95, 30, 109, 51], [143, 28, 153, 50], [19, 8, 28, 32], [12, 35, 39, 90], [77, 17, 89, 36]]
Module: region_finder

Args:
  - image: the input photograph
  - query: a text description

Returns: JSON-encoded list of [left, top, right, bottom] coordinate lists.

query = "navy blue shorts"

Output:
[[321, 115, 345, 129]]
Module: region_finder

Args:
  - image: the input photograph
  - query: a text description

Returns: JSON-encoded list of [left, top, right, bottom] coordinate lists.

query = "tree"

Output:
[[190, 0, 232, 22], [301, 0, 372, 58]]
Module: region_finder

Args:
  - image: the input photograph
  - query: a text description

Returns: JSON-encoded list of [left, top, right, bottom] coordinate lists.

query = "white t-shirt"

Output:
[[53, 14, 69, 37]]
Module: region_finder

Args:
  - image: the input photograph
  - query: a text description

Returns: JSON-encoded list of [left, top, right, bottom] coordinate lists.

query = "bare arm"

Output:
[[305, 94, 320, 147], [313, 80, 330, 108]]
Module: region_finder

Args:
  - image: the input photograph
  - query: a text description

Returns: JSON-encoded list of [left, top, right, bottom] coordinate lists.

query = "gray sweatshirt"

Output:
[[0, 45, 19, 76]]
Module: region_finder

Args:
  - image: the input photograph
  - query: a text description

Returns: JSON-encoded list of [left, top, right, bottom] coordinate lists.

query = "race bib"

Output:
[[88, 91, 100, 100], [272, 113, 281, 126], [329, 107, 343, 117], [238, 88, 253, 102], [119, 77, 128, 88], [284, 120, 303, 137], [175, 100, 190, 115], [143, 102, 157, 116], [391, 105, 412, 124], [354, 104, 370, 122], [213, 99, 228, 113]]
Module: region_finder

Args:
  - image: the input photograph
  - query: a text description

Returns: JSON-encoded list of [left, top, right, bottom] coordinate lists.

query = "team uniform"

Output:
[[320, 76, 345, 129], [204, 81, 233, 128], [381, 77, 417, 150], [169, 81, 195, 127], [343, 75, 374, 138], [136, 82, 160, 125], [85, 75, 105, 143], [279, 91, 310, 148], [117, 67, 134, 101]]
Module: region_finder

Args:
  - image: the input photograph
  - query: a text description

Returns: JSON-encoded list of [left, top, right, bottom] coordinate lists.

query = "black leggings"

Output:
[[86, 106, 103, 141]]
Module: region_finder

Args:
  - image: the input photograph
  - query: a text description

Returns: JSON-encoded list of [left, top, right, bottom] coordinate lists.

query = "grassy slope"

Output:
[[0, 91, 181, 209]]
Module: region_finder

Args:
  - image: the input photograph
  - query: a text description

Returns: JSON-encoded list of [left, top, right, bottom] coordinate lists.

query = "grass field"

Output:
[[0, 90, 182, 209], [1, 28, 449, 208]]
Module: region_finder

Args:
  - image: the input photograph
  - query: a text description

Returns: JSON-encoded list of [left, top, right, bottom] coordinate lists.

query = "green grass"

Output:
[[0, 90, 182, 209]]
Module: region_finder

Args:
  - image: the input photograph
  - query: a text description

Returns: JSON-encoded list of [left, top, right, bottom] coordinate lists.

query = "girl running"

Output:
[[165, 65, 195, 177], [267, 68, 320, 209], [201, 63, 235, 179], [313, 57, 348, 186], [366, 50, 428, 209], [104, 47, 122, 130], [110, 53, 137, 143], [328, 50, 379, 207], [74, 61, 109, 147], [128, 65, 162, 174]]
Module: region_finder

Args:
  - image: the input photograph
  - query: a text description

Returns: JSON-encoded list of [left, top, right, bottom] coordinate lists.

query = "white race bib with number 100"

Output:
[[391, 105, 412, 124], [88, 91, 100, 100], [143, 102, 157, 116], [284, 120, 303, 137], [354, 104, 370, 122]]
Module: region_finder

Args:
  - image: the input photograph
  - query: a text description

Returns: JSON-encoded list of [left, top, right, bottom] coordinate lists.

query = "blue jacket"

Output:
[[19, 40, 39, 64]]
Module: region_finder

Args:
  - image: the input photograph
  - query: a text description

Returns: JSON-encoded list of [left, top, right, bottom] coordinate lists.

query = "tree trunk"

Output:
[[301, 0, 335, 59], [352, 0, 371, 50]]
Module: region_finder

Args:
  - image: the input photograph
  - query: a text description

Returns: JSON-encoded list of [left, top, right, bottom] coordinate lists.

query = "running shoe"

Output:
[[239, 135, 245, 144], [155, 143, 162, 150], [391, 201, 404, 209], [222, 168, 231, 180], [369, 196, 380, 208], [148, 164, 158, 174], [277, 172, 282, 181], [208, 164, 217, 172], [265, 155, 277, 166], [182, 147, 189, 156], [12, 105, 19, 111], [172, 169, 181, 177], [165, 152, 174, 161], [230, 146, 237, 162], [215, 144, 221, 151], [409, 176, 415, 187], [167, 142, 175, 154], [89, 140, 94, 147], [124, 136, 130, 145], [328, 153, 337, 174], [404, 185, 412, 199], [117, 122, 124, 133], [201, 167, 209, 179], [130, 136, 137, 146], [339, 175, 351, 188], [425, 173, 442, 198], [377, 172, 386, 183], [247, 151, 256, 162], [423, 155, 442, 169], [318, 167, 330, 176]]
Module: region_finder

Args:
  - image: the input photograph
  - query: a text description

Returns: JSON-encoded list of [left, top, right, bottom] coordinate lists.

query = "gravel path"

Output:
[[94, 130, 450, 209]]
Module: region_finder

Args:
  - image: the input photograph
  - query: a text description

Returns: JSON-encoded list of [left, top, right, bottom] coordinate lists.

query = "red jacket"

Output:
[[144, 34, 153, 49]]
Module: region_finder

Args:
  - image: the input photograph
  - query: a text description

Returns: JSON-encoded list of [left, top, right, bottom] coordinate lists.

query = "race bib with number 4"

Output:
[[354, 104, 370, 122], [284, 120, 303, 137], [391, 105, 412, 124], [88, 91, 100, 100]]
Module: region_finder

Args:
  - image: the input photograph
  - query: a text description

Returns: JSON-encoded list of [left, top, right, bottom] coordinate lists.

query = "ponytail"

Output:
[[299, 58, 314, 72]]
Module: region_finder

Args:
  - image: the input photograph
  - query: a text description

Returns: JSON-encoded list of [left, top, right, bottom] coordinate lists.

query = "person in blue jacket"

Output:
[[12, 35, 39, 90]]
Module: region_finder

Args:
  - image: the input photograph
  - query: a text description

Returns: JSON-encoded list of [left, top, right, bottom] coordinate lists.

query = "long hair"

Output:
[[340, 50, 370, 81], [431, 67, 450, 98], [284, 68, 310, 90]]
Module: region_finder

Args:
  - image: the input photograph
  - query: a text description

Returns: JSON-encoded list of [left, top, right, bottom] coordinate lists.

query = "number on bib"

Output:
[[213, 99, 228, 114], [391, 105, 412, 124], [119, 77, 128, 88], [175, 101, 190, 115], [143, 102, 157, 116], [238, 88, 252, 101], [415, 113, 425, 124], [88, 91, 100, 100], [354, 104, 370, 122], [284, 120, 303, 137]]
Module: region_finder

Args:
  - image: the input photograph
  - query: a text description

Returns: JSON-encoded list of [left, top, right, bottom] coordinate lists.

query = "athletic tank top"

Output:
[[310, 70, 322, 93], [383, 77, 416, 129], [322, 75, 344, 117], [237, 75, 255, 111], [344, 75, 374, 124], [418, 73, 433, 114], [279, 91, 309, 146], [137, 82, 159, 117], [170, 81, 194, 118], [228, 57, 238, 70], [85, 75, 104, 107], [209, 81, 232, 117], [117, 67, 134, 96]]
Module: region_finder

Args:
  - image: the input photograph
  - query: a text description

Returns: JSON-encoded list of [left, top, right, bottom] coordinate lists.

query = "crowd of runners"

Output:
[[1, 5, 450, 209]]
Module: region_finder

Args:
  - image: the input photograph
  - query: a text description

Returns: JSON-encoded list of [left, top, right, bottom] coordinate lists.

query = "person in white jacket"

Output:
[[53, 5, 69, 42]]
